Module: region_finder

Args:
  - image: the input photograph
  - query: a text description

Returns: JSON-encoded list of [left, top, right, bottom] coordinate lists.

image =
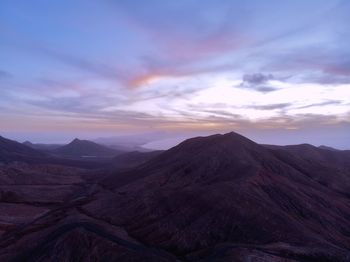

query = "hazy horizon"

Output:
[[1, 0, 349, 148], [1, 128, 349, 150]]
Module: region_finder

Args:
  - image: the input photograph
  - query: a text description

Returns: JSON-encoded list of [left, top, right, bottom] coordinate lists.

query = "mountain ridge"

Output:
[[1, 132, 350, 261], [89, 131, 350, 261], [53, 138, 123, 158], [0, 136, 46, 162]]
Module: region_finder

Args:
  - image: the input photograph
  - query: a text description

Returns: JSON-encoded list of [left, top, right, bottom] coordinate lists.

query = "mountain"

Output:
[[264, 143, 350, 195], [92, 132, 350, 261], [319, 145, 339, 151], [112, 150, 164, 169], [1, 132, 350, 261], [22, 141, 34, 147], [53, 138, 123, 158], [23, 141, 62, 151], [0, 136, 110, 169], [94, 131, 170, 149], [0, 136, 45, 162]]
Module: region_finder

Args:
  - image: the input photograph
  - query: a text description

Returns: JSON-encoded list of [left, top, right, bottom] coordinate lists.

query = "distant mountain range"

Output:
[[0, 135, 46, 162], [22, 141, 62, 151], [0, 135, 161, 169], [52, 138, 123, 158], [1, 132, 350, 261]]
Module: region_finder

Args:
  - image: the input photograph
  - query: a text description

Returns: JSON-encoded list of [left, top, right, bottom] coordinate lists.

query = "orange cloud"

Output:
[[129, 73, 164, 88], [119, 14, 249, 89]]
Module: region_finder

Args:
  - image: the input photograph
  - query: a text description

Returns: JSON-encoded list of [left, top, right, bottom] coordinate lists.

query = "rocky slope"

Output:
[[0, 132, 350, 261]]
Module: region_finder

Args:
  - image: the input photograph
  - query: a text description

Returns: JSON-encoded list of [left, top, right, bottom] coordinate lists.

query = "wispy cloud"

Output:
[[1, 0, 349, 146], [296, 100, 342, 109], [248, 103, 291, 110]]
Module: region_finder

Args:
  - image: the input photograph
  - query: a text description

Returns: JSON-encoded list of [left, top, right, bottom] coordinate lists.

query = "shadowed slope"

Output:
[[1, 132, 350, 261], [264, 144, 350, 195], [87, 132, 350, 261]]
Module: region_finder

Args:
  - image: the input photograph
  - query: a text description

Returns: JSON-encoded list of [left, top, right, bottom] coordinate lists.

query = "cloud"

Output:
[[36, 47, 128, 82], [109, 0, 248, 88], [20, 42, 238, 90], [238, 73, 277, 93], [5, 39, 130, 85], [130, 86, 200, 103], [260, 46, 350, 85], [1, 0, 350, 144], [242, 73, 274, 85], [296, 100, 342, 109], [248, 103, 291, 110], [322, 59, 350, 77], [254, 86, 278, 93], [25, 95, 160, 124], [126, 61, 238, 88]]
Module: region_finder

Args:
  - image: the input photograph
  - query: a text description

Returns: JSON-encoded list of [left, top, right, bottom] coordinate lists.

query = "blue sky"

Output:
[[0, 0, 350, 147]]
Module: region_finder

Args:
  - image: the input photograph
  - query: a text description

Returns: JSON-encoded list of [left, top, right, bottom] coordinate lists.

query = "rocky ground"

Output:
[[0, 132, 350, 261]]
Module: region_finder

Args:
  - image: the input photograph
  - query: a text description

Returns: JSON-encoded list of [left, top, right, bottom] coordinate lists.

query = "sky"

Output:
[[0, 0, 350, 148]]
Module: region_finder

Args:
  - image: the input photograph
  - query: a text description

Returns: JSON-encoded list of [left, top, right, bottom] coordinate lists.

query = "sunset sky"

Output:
[[0, 0, 349, 148]]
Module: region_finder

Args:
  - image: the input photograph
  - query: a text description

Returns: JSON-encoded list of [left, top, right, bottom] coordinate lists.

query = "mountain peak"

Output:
[[0, 135, 45, 160], [221, 131, 256, 143], [54, 138, 122, 157], [23, 141, 34, 146], [71, 138, 82, 143], [134, 131, 274, 185], [174, 131, 259, 154]]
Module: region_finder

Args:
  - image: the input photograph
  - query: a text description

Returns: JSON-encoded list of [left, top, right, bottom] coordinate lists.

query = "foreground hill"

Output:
[[111, 150, 164, 169], [90, 132, 350, 261], [52, 138, 123, 158], [0, 132, 350, 261], [264, 143, 350, 195]]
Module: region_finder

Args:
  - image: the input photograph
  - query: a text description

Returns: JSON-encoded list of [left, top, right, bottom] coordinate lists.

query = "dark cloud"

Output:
[[260, 46, 350, 85], [248, 103, 291, 110], [193, 109, 241, 118], [242, 73, 274, 85], [296, 73, 350, 85], [254, 86, 278, 93], [238, 73, 277, 93], [296, 100, 342, 109]]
